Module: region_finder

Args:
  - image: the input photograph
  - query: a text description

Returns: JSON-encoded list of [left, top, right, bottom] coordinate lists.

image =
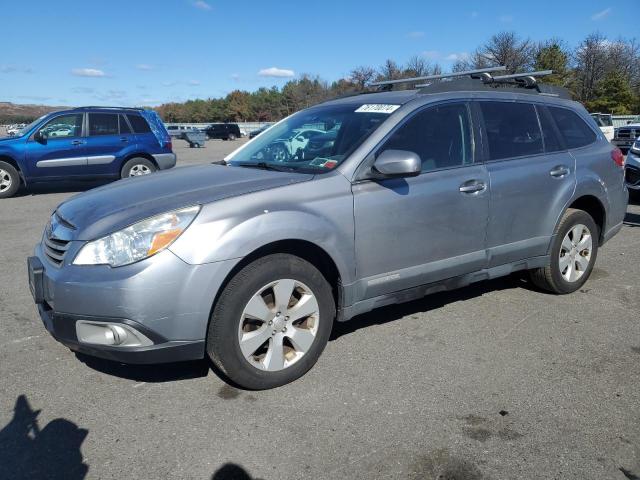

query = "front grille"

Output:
[[615, 128, 639, 140], [43, 229, 71, 266], [626, 166, 640, 187]]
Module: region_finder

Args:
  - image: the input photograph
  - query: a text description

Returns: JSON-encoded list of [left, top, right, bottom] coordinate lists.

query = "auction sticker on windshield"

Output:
[[355, 104, 401, 114]]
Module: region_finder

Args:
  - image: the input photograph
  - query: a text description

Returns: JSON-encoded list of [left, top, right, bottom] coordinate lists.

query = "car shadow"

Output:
[[624, 210, 640, 227], [0, 395, 89, 480], [330, 275, 526, 340], [211, 463, 264, 480]]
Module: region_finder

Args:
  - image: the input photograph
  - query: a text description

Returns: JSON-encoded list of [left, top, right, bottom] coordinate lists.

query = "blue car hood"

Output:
[[56, 164, 313, 240]]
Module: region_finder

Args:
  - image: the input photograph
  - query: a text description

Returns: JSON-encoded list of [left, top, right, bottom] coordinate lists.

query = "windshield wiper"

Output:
[[235, 162, 294, 172]]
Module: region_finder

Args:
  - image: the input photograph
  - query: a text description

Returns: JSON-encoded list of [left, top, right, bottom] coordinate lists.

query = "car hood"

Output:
[[56, 164, 313, 240]]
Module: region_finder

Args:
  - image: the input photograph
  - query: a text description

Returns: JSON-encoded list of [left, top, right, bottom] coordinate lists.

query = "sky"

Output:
[[0, 0, 635, 107]]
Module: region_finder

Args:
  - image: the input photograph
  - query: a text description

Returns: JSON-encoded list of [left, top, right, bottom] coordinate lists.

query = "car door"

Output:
[[352, 102, 490, 299], [83, 113, 130, 176], [23, 113, 86, 179], [477, 100, 576, 266]]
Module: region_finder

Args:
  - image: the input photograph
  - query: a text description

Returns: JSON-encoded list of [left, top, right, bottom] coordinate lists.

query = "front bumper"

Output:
[[28, 246, 238, 364], [625, 151, 640, 190]]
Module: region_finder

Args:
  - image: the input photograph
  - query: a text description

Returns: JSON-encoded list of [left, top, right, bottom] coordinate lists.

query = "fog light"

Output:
[[76, 321, 153, 347]]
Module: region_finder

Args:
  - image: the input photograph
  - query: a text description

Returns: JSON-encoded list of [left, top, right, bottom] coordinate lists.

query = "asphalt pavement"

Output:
[[1, 138, 639, 479]]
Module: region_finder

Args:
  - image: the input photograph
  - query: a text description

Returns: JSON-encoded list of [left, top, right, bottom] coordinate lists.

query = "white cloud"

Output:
[[193, 1, 212, 10], [231, 73, 240, 81], [422, 50, 440, 60], [136, 64, 155, 71], [591, 7, 611, 20], [188, 80, 201, 86], [499, 14, 513, 23], [71, 68, 106, 77], [445, 52, 470, 62], [258, 67, 295, 78], [406, 31, 425, 39]]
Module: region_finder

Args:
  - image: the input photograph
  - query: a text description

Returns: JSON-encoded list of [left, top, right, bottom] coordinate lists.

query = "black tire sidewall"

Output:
[[0, 161, 20, 198], [121, 158, 157, 179], [549, 210, 599, 293], [207, 254, 335, 389]]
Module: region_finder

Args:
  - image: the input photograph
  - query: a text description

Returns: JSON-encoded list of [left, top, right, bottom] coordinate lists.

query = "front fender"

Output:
[[169, 174, 356, 284]]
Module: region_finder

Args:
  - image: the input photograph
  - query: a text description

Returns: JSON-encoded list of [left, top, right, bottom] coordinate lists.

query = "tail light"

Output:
[[611, 148, 624, 167], [166, 140, 173, 151]]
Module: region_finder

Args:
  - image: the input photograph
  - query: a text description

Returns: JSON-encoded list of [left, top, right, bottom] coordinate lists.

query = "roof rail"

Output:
[[369, 66, 508, 89], [72, 106, 145, 111]]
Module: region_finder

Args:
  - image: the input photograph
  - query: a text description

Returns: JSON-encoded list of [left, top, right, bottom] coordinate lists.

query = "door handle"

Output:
[[459, 180, 486, 194], [71, 140, 84, 146], [549, 165, 570, 178]]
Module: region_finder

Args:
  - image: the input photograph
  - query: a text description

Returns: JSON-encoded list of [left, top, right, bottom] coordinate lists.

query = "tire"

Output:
[[121, 158, 157, 179], [529, 208, 599, 294], [207, 253, 335, 389], [228, 133, 237, 141], [0, 161, 20, 199]]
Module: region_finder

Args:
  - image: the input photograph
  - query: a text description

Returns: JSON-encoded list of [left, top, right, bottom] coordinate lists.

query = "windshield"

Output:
[[227, 103, 396, 172], [17, 114, 49, 136]]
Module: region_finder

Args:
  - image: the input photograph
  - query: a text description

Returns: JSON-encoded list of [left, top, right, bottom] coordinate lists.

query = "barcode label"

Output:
[[355, 104, 401, 114]]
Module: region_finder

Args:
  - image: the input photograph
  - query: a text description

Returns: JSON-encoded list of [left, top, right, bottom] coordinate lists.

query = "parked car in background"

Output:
[[167, 125, 201, 138], [27, 69, 628, 389], [590, 113, 614, 142], [249, 125, 270, 139], [0, 107, 175, 198], [624, 137, 640, 196], [612, 122, 640, 152], [205, 123, 241, 141], [6, 124, 26, 136]]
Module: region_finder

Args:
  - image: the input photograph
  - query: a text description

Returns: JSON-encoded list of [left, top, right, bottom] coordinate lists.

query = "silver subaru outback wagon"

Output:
[[28, 69, 628, 389]]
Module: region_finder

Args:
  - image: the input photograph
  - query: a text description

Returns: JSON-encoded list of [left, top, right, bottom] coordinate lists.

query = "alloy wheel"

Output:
[[129, 164, 151, 177], [237, 279, 320, 371], [0, 169, 12, 193], [559, 224, 593, 282]]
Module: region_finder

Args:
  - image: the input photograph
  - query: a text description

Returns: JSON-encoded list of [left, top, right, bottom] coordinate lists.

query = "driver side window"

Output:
[[382, 103, 473, 172], [39, 114, 83, 139]]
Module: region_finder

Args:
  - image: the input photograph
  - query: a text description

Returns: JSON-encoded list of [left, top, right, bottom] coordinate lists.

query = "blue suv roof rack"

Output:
[[72, 106, 145, 111]]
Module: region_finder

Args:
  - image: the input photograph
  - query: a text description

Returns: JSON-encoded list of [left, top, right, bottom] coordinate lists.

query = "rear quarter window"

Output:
[[127, 114, 152, 134], [548, 107, 596, 149]]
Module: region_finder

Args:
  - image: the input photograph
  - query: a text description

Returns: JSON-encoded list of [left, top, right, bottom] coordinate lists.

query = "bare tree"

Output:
[[404, 55, 442, 78], [378, 59, 403, 81], [573, 32, 610, 102], [349, 66, 377, 89]]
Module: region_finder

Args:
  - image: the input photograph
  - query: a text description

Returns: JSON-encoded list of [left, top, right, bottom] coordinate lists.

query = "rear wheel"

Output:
[[121, 158, 157, 178], [228, 133, 237, 141], [0, 161, 20, 199], [207, 254, 335, 389], [529, 208, 599, 294]]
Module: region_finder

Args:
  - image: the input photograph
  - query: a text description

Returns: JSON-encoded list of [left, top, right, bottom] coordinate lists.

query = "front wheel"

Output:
[[121, 158, 157, 178], [0, 161, 20, 198], [529, 208, 599, 294], [207, 254, 335, 389]]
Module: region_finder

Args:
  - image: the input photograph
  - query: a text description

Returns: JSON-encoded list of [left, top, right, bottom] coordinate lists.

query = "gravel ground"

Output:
[[1, 138, 639, 480]]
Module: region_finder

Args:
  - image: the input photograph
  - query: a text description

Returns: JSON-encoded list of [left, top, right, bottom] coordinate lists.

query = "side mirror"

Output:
[[34, 131, 46, 143], [373, 149, 421, 178]]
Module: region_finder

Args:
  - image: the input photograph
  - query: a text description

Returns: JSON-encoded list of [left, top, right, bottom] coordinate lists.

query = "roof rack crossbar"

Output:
[[369, 66, 507, 88], [489, 70, 553, 81]]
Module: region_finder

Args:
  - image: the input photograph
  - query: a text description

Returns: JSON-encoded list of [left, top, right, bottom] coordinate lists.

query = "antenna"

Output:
[[369, 66, 508, 89]]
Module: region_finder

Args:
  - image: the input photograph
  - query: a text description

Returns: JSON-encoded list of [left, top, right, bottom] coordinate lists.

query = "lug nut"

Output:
[[268, 320, 273, 325], [282, 327, 287, 333], [276, 312, 281, 317]]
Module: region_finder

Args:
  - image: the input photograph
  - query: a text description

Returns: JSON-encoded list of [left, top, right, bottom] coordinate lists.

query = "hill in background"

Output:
[[0, 102, 67, 124]]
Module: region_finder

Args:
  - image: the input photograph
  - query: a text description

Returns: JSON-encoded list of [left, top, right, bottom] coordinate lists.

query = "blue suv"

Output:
[[0, 107, 176, 198]]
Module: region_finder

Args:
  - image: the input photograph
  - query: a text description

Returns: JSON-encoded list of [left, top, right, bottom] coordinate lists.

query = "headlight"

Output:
[[631, 139, 640, 154], [73, 206, 200, 267]]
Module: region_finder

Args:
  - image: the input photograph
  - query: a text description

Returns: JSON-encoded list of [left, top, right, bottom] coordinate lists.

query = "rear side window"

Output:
[[382, 102, 473, 172], [537, 106, 563, 153], [119, 115, 132, 134], [89, 113, 119, 136], [127, 114, 152, 133], [548, 107, 596, 149], [480, 102, 543, 160]]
